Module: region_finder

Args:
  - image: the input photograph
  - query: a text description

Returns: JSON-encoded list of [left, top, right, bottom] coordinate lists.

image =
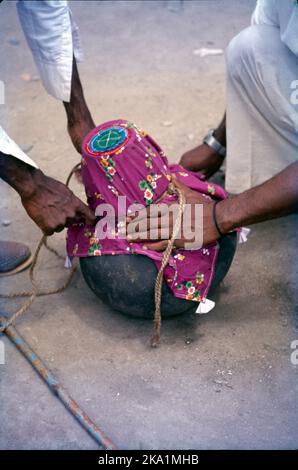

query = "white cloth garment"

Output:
[[225, 0, 298, 194], [17, 0, 83, 102], [0, 126, 38, 169], [252, 0, 298, 56], [0, 0, 82, 168]]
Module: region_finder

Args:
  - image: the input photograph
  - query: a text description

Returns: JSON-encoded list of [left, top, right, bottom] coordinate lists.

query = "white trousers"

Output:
[[225, 24, 298, 194]]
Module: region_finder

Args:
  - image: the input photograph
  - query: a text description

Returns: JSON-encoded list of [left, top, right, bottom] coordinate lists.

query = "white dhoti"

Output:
[[225, 23, 298, 194]]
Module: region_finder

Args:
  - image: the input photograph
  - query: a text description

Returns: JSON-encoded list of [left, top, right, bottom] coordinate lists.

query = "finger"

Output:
[[126, 203, 169, 225], [43, 227, 55, 236], [127, 211, 177, 239], [143, 240, 169, 252], [64, 217, 77, 228], [127, 222, 173, 242], [125, 212, 173, 239], [127, 230, 154, 242], [54, 224, 65, 233], [126, 206, 149, 224], [76, 201, 96, 225]]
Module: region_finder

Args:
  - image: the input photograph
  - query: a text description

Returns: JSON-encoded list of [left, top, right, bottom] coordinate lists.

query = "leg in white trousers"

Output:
[[225, 24, 298, 194]]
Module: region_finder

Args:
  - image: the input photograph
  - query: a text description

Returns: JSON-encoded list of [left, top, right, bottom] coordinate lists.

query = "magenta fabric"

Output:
[[66, 119, 228, 303]]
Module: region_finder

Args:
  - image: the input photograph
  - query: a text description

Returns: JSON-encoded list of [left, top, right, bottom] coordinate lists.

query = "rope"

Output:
[[0, 164, 80, 333], [151, 181, 186, 348]]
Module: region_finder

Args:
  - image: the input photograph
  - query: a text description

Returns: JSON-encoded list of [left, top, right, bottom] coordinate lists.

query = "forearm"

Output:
[[213, 113, 226, 147], [0, 151, 40, 199], [0, 151, 95, 235], [63, 57, 94, 135], [0, 58, 91, 193], [217, 161, 298, 232]]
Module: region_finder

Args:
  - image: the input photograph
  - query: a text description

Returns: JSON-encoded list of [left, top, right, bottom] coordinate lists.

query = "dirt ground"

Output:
[[0, 0, 297, 450]]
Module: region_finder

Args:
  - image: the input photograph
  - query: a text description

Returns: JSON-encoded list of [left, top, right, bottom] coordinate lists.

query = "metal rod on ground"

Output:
[[0, 316, 117, 450]]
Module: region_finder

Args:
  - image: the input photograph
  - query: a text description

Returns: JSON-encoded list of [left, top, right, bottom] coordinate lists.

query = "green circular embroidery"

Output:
[[90, 127, 128, 153]]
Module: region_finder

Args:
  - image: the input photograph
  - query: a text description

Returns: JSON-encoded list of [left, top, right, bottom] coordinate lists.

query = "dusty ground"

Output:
[[0, 0, 297, 450]]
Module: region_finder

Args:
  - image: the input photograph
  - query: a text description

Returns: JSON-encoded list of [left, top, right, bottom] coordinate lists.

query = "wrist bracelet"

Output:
[[203, 128, 226, 158], [213, 201, 224, 237]]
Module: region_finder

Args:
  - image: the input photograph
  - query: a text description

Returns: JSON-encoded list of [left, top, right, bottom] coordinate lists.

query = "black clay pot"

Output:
[[80, 232, 237, 319]]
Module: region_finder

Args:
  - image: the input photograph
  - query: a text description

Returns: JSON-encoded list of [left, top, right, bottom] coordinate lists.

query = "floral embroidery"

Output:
[[68, 119, 225, 306], [108, 185, 119, 197], [174, 253, 185, 261], [88, 236, 102, 256], [145, 153, 153, 170], [100, 156, 116, 182], [139, 173, 162, 204], [175, 280, 201, 301], [144, 188, 154, 202], [115, 146, 125, 155], [125, 122, 147, 139], [144, 146, 157, 169], [84, 228, 93, 239], [146, 146, 156, 158], [208, 184, 215, 195], [196, 272, 205, 285], [188, 286, 196, 295], [176, 280, 202, 301]]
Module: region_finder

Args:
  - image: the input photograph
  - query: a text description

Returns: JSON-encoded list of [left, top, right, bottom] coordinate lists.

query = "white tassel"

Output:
[[64, 255, 73, 269], [196, 298, 216, 315], [238, 227, 251, 244]]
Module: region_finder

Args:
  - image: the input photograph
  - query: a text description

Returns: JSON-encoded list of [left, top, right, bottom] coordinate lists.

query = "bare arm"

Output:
[[217, 161, 298, 233], [125, 161, 298, 250], [1, 3, 96, 234], [0, 56, 96, 235], [0, 152, 95, 235], [179, 114, 226, 177], [63, 57, 95, 153]]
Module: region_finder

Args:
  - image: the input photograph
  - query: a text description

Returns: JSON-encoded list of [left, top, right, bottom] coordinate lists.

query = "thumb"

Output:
[[143, 240, 169, 252]]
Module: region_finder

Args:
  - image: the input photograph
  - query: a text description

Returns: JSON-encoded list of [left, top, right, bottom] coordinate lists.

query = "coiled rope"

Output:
[[0, 164, 80, 333]]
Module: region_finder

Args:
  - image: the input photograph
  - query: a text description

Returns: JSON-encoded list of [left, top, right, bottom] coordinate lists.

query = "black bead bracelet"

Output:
[[213, 201, 224, 237]]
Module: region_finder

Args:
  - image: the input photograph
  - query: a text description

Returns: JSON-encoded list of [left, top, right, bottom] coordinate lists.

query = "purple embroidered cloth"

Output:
[[66, 119, 228, 303]]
